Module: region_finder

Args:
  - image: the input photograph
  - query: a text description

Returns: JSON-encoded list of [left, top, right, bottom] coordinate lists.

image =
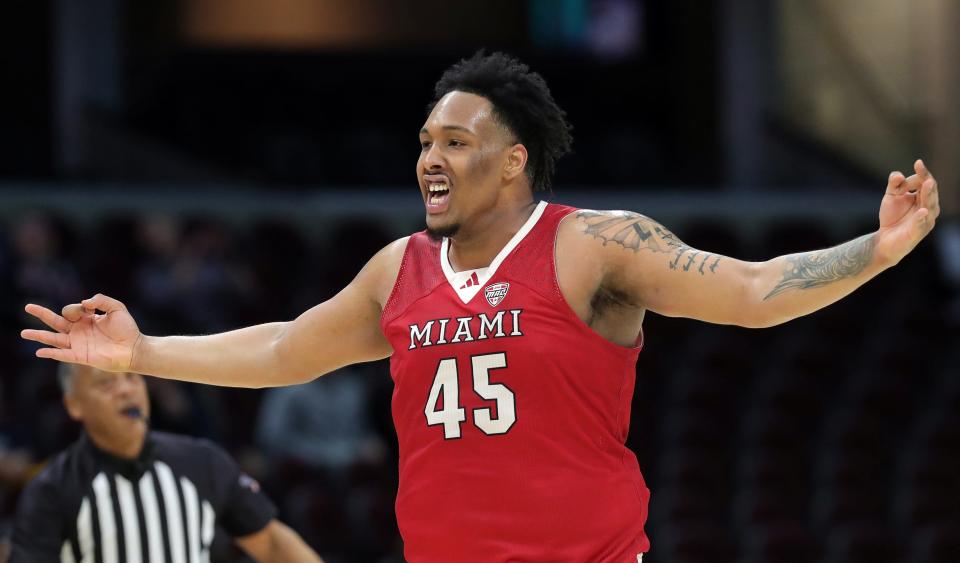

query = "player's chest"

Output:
[[386, 280, 564, 355]]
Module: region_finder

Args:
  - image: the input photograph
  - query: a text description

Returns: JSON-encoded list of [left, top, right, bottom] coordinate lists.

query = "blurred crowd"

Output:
[[0, 209, 957, 563]]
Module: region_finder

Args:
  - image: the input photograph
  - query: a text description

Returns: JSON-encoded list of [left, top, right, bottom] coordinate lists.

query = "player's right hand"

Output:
[[20, 293, 142, 373]]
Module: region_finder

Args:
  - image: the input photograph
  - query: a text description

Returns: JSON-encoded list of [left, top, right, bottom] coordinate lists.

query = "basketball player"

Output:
[[21, 52, 940, 562]]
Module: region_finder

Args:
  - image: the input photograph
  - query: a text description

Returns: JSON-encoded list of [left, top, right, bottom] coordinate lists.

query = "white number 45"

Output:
[[424, 352, 516, 439]]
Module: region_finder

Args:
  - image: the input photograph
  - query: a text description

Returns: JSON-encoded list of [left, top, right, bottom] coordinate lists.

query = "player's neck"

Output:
[[448, 198, 537, 271]]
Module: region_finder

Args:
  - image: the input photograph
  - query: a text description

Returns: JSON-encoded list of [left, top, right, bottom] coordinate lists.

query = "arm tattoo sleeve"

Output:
[[763, 233, 876, 300], [576, 210, 722, 275]]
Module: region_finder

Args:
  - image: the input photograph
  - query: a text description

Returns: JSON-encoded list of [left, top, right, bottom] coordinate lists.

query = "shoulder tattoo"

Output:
[[575, 210, 722, 275]]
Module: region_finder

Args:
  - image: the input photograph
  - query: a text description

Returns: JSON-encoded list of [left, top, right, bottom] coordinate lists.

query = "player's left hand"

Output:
[[876, 158, 940, 265]]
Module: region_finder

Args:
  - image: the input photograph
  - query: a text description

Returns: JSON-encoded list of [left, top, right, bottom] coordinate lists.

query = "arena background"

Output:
[[1, 1, 959, 561]]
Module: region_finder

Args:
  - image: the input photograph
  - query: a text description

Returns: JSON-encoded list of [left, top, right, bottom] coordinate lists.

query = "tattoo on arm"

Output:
[[576, 210, 722, 275], [763, 234, 876, 300]]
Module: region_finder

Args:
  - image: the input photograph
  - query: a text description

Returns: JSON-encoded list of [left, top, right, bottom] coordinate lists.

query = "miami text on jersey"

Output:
[[408, 309, 524, 350]]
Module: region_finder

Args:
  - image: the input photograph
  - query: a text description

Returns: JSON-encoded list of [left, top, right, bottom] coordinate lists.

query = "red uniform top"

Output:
[[381, 202, 650, 562]]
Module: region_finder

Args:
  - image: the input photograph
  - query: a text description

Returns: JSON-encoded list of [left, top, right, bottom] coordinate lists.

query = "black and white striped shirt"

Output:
[[10, 432, 276, 563]]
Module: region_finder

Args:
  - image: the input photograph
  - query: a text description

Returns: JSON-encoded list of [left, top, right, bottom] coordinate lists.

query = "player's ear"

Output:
[[503, 143, 528, 182]]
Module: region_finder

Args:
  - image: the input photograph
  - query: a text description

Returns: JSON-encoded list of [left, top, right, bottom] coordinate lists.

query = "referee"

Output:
[[9, 364, 323, 563]]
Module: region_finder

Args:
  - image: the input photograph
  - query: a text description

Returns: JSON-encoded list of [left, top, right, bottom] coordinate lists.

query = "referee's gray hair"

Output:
[[57, 363, 80, 395]]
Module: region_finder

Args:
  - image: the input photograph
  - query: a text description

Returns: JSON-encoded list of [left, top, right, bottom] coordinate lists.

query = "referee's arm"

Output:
[[205, 439, 324, 562], [8, 472, 65, 563], [236, 520, 324, 563]]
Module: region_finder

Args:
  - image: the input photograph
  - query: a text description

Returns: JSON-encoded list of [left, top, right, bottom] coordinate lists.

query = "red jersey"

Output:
[[381, 202, 650, 562]]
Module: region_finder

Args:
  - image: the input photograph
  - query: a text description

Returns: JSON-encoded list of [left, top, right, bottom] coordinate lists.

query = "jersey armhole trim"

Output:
[[380, 235, 446, 331], [380, 236, 415, 330]]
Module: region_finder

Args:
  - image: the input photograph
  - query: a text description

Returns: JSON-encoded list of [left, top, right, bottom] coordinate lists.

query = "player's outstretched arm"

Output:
[[578, 160, 939, 328], [20, 239, 405, 387]]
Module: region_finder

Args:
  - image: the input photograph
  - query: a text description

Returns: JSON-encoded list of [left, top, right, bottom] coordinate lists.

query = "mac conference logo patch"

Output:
[[484, 282, 509, 307], [239, 474, 261, 493]]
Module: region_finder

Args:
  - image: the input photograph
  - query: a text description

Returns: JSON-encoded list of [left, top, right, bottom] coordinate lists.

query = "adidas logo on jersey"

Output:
[[459, 272, 480, 290], [484, 282, 509, 307]]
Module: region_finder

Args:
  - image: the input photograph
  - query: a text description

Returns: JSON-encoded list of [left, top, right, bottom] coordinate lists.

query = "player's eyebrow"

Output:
[[420, 125, 475, 136]]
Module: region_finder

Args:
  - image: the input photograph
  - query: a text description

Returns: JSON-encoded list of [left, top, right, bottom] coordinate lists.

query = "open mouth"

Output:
[[121, 406, 144, 420], [427, 182, 450, 206], [424, 175, 452, 213]]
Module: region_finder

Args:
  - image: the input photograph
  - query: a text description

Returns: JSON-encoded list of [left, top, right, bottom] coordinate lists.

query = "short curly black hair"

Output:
[[430, 51, 573, 192]]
